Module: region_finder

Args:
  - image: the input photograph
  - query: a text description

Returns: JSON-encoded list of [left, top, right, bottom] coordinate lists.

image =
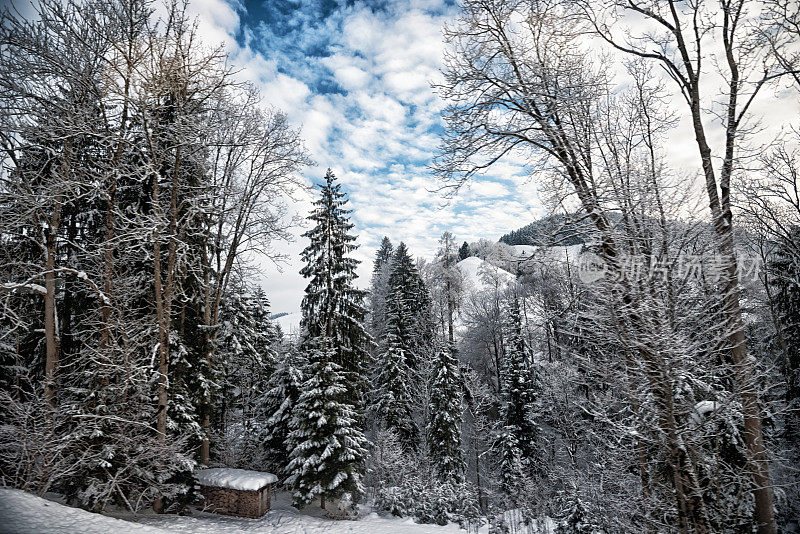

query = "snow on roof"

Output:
[[195, 468, 277, 491]]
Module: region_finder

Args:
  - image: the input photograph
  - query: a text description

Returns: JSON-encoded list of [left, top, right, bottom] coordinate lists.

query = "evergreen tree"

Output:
[[375, 342, 419, 452], [427, 344, 465, 484], [374, 242, 435, 450], [458, 241, 471, 261], [770, 228, 800, 405], [216, 287, 279, 436], [496, 428, 526, 502], [285, 338, 368, 509], [386, 242, 433, 371], [556, 494, 602, 534], [260, 347, 304, 477], [374, 236, 395, 272], [369, 237, 394, 343], [499, 295, 539, 462], [299, 169, 371, 407]]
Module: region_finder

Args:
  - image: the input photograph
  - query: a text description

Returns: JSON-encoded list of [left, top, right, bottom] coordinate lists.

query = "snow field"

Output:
[[0, 487, 474, 534]]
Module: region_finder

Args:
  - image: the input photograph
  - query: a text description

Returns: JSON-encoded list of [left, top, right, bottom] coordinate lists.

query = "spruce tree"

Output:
[[771, 228, 800, 405], [386, 242, 433, 371], [374, 236, 395, 272], [285, 338, 368, 510], [500, 295, 539, 462], [459, 241, 471, 261], [374, 242, 434, 451], [299, 169, 371, 407], [217, 287, 279, 425], [427, 343, 465, 484], [369, 237, 394, 343], [497, 428, 526, 501], [260, 347, 304, 477], [375, 340, 419, 452]]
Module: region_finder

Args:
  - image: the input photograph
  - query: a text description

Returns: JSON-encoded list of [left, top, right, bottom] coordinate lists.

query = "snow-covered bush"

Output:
[[373, 476, 483, 530], [555, 494, 604, 534]]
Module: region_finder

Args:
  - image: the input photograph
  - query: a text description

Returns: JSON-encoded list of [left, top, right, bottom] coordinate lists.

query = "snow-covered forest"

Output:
[[0, 0, 799, 532]]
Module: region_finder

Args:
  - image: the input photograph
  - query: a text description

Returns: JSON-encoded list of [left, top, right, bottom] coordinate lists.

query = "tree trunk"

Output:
[[721, 246, 775, 533], [446, 280, 454, 343], [152, 171, 168, 513], [690, 88, 776, 532], [43, 225, 59, 409]]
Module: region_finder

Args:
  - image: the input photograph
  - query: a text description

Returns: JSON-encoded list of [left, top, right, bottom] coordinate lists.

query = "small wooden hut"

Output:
[[195, 468, 277, 518]]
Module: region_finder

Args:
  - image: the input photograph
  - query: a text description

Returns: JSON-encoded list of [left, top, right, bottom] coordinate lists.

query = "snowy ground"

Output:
[[0, 487, 472, 534], [0, 488, 169, 534]]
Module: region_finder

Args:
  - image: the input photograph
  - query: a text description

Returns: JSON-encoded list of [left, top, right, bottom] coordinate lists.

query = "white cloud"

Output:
[[187, 0, 800, 316]]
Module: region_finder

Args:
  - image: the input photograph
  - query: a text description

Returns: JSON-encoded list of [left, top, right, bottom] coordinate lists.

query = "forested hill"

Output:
[[498, 214, 589, 246]]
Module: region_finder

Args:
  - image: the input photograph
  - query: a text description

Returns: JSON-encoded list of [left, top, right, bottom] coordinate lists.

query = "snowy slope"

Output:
[[272, 311, 301, 338], [510, 243, 582, 264], [0, 488, 472, 534], [457, 256, 515, 293], [0, 488, 171, 534], [510, 244, 537, 257]]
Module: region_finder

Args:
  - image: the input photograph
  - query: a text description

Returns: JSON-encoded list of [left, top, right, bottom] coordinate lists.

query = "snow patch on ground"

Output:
[[195, 468, 277, 491], [0, 488, 171, 534], [0, 488, 473, 534]]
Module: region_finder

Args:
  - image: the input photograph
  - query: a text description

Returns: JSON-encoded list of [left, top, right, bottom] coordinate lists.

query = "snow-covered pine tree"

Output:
[[214, 286, 279, 468], [427, 343, 465, 484], [770, 228, 800, 407], [369, 237, 395, 343], [386, 242, 433, 371], [285, 337, 368, 510], [556, 493, 603, 534], [500, 295, 539, 462], [496, 427, 526, 503], [375, 341, 419, 452], [260, 346, 304, 477], [374, 242, 435, 450], [459, 241, 471, 261], [299, 169, 371, 408]]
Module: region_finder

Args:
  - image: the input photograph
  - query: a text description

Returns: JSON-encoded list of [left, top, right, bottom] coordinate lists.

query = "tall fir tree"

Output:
[[299, 169, 371, 408], [285, 338, 368, 509], [458, 241, 471, 261], [374, 236, 395, 272], [496, 428, 527, 502], [499, 295, 539, 462], [374, 242, 434, 450], [385, 242, 433, 371], [369, 237, 395, 344], [216, 287, 279, 430], [770, 228, 800, 418], [375, 340, 419, 452], [427, 343, 465, 484], [260, 346, 304, 477]]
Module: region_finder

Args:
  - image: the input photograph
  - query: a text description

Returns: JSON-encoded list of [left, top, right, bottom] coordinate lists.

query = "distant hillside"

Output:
[[499, 214, 589, 246], [457, 256, 515, 292]]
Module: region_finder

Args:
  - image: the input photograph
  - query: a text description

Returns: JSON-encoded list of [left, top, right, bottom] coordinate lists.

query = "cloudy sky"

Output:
[[185, 0, 545, 313], [185, 0, 799, 315]]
